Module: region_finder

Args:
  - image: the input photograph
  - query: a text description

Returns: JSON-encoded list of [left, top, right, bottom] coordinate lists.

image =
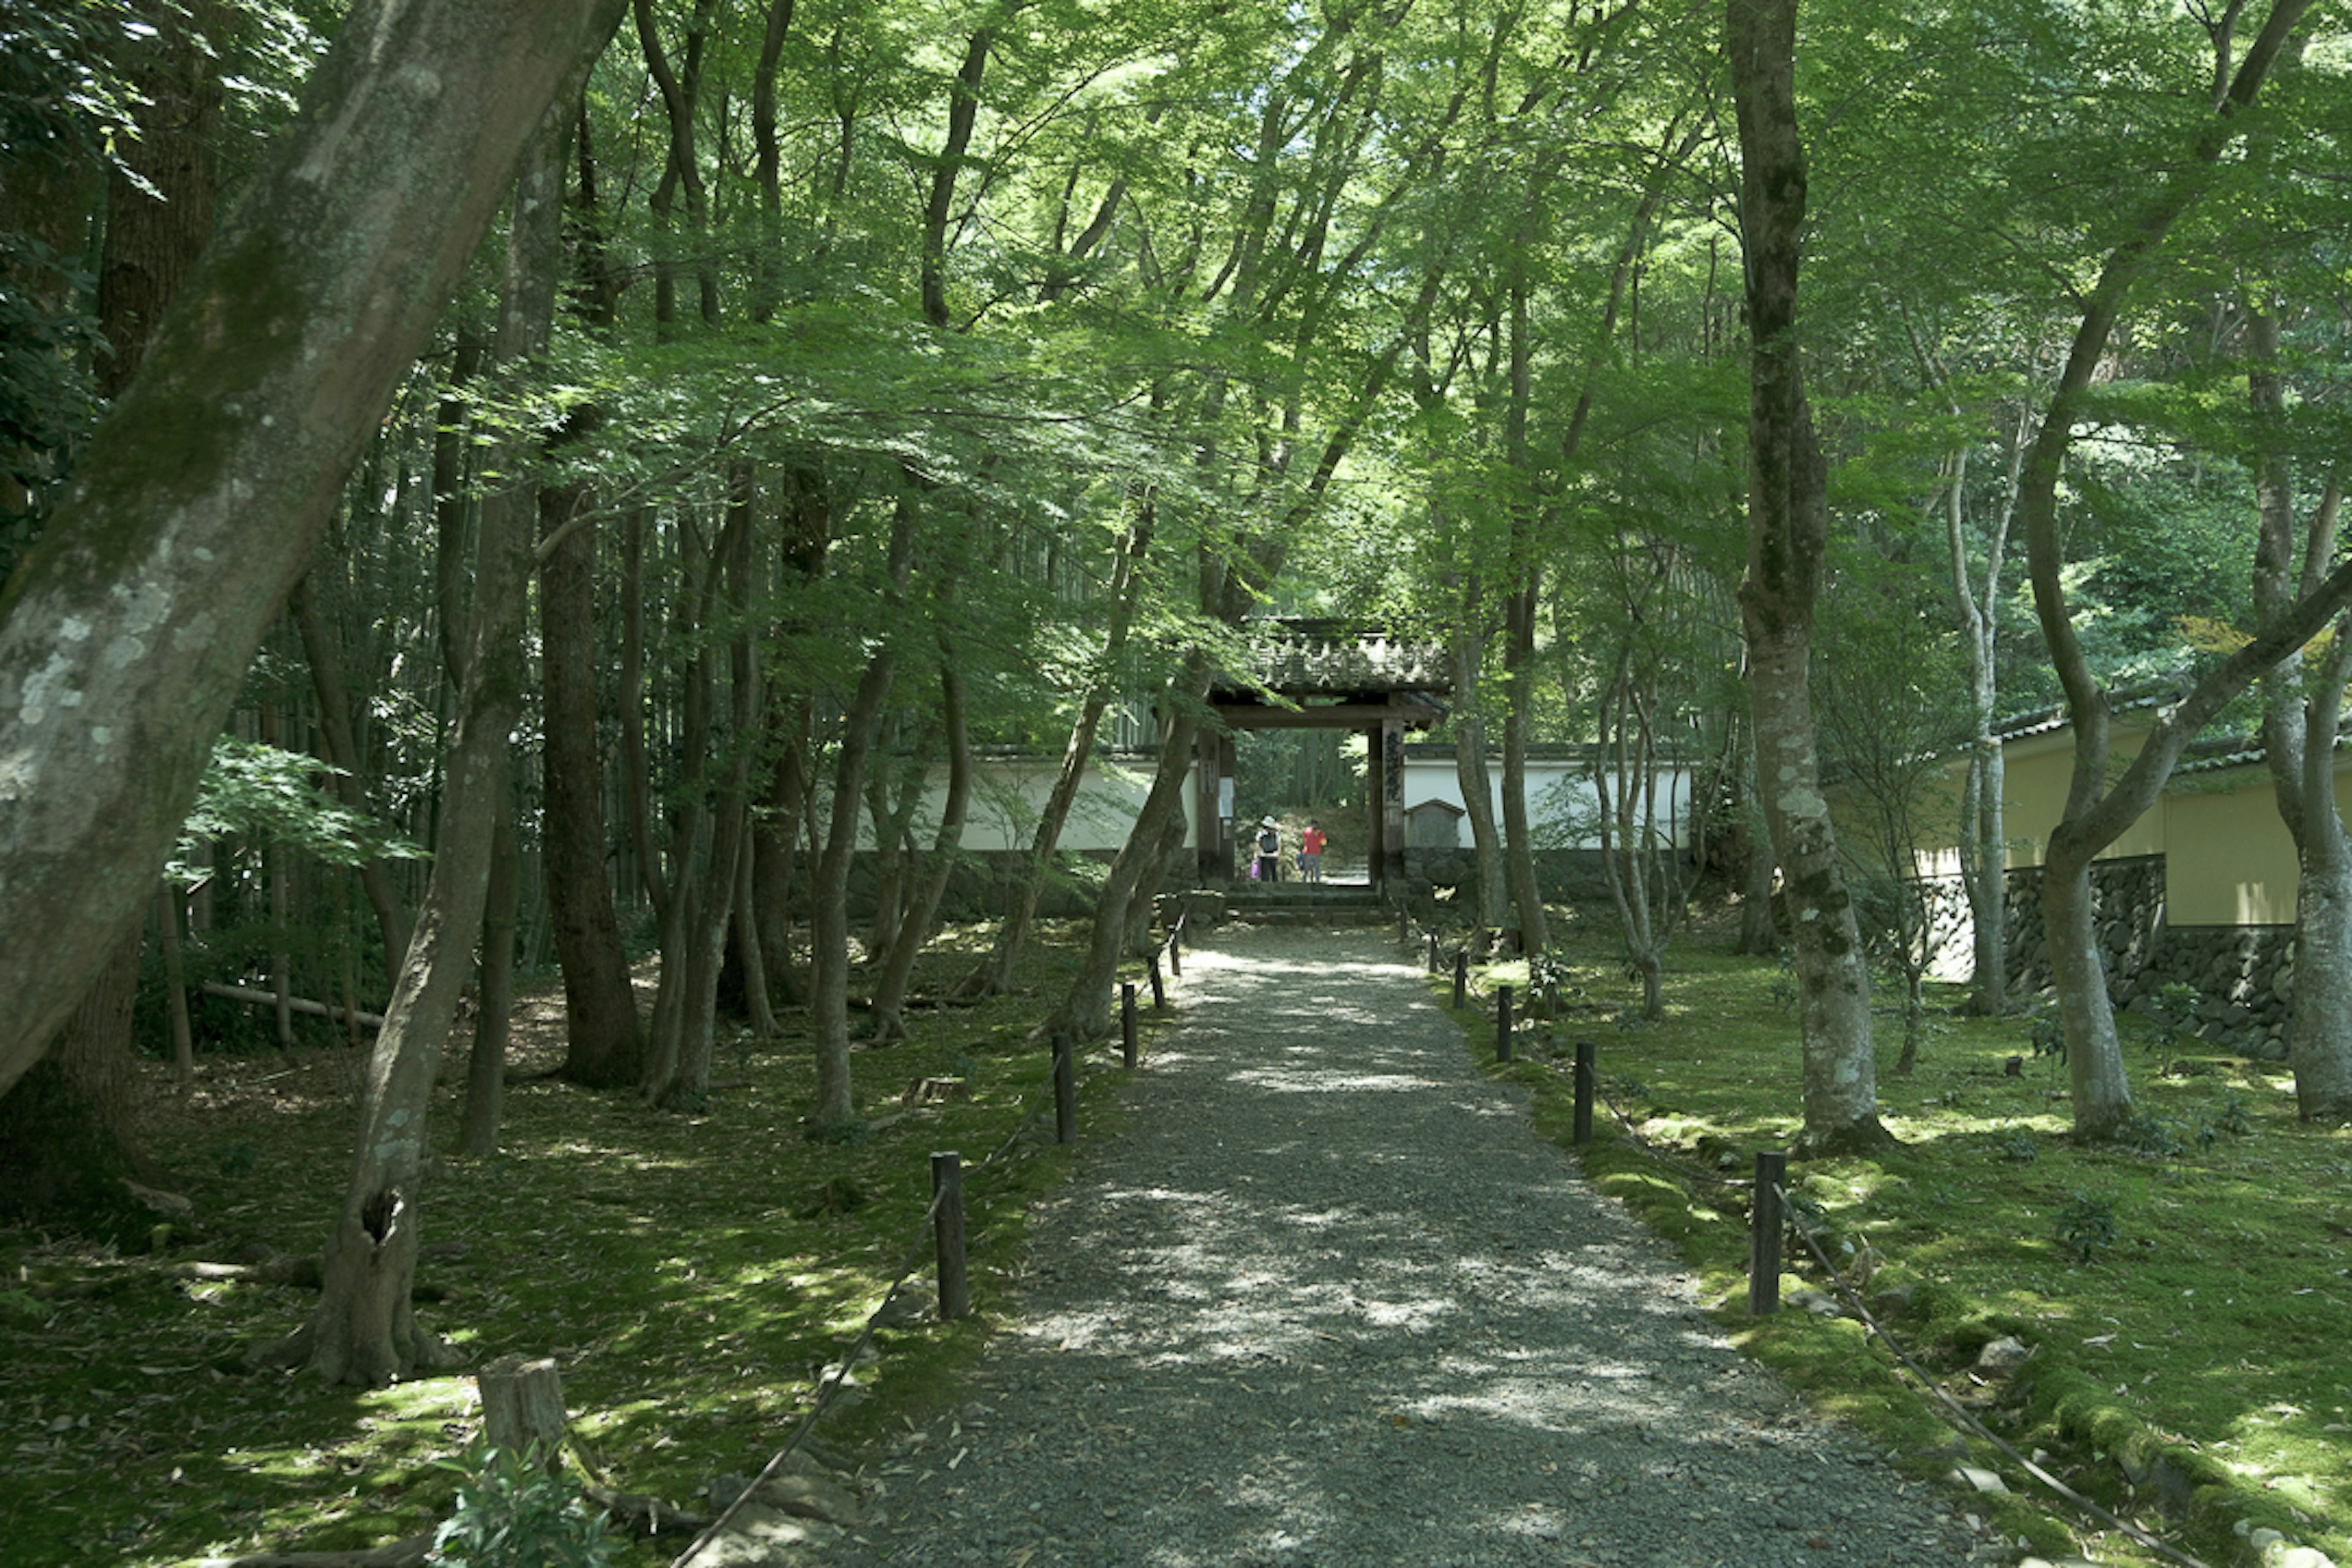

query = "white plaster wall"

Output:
[[837, 754, 1199, 852], [1400, 755, 1692, 849]]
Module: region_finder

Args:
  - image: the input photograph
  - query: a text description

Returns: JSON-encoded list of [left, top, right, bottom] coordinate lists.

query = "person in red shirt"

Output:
[[1300, 820, 1327, 883]]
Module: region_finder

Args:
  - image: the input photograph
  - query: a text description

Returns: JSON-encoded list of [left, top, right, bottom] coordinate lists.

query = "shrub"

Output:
[[426, 1442, 614, 1568]]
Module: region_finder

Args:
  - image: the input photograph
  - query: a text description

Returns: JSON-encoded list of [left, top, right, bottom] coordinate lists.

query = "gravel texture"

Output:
[[840, 927, 2011, 1567]]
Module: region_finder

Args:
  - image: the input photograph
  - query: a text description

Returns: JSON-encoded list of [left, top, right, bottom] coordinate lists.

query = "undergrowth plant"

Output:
[[2051, 1191, 2119, 1264], [427, 1444, 612, 1568]]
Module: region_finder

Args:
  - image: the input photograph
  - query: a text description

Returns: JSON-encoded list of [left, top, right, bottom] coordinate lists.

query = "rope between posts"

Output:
[[1414, 921, 2222, 1567], [669, 1179, 952, 1568], [669, 954, 1172, 1568], [1768, 1180, 2215, 1568]]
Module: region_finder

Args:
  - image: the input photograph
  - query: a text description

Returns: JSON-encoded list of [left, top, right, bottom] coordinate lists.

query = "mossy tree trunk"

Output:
[[0, 0, 628, 1102], [2250, 311, 2352, 1123], [0, 0, 222, 1220], [2014, 0, 2326, 1137], [1728, 0, 1887, 1153], [260, 64, 594, 1386]]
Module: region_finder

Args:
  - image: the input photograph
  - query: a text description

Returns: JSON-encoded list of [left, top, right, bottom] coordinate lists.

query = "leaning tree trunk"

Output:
[[2014, 0, 2316, 1136], [0, 0, 627, 1102], [969, 507, 1152, 997], [0, 0, 225, 1227], [265, 375, 534, 1386], [256, 74, 581, 1386], [1048, 655, 1210, 1042], [1728, 0, 1887, 1152]]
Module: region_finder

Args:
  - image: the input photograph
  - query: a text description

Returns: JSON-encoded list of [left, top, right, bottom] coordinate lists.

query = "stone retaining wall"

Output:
[[2003, 856, 2294, 1060]]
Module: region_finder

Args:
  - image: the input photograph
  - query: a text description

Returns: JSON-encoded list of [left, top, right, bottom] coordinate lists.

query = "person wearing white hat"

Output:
[[1254, 816, 1283, 884]]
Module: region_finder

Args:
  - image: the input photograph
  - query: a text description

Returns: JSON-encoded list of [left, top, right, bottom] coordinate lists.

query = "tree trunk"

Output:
[[752, 698, 811, 1006], [2250, 311, 2352, 1121], [809, 505, 915, 1128], [644, 492, 762, 1110], [1959, 740, 2010, 1012], [870, 662, 971, 1044], [1048, 656, 1210, 1042], [1734, 718, 1781, 956], [0, 0, 224, 1210], [1728, 0, 1887, 1152], [538, 473, 644, 1087], [968, 507, 1152, 997], [457, 797, 519, 1157], [0, 0, 628, 1102], [2015, 0, 2318, 1135], [268, 368, 534, 1385], [617, 509, 669, 923], [731, 833, 778, 1037], [257, 61, 592, 1385], [0, 925, 146, 1238], [1450, 612, 1509, 932]]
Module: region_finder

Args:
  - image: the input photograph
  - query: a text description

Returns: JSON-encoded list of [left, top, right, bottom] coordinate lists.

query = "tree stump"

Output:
[[479, 1355, 567, 1465]]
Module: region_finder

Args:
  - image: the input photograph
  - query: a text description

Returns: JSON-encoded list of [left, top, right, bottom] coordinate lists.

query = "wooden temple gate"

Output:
[[1193, 620, 1447, 892]]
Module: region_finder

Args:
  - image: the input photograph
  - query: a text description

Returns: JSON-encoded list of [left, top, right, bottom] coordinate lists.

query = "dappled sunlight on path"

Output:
[[845, 929, 1980, 1568]]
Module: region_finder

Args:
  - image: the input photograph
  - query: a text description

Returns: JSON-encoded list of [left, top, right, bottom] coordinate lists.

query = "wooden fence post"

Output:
[[1452, 949, 1468, 1009], [1427, 931, 1439, 973], [1121, 982, 1138, 1069], [1572, 1039, 1596, 1145], [1496, 984, 1514, 1063], [1167, 925, 1182, 979], [1749, 1150, 1788, 1316], [932, 1152, 968, 1321], [1053, 1032, 1076, 1145], [1148, 952, 1166, 1010]]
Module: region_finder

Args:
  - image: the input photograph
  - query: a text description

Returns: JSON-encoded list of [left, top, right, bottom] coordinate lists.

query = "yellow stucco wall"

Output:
[[2162, 775, 2301, 924], [1904, 718, 2352, 927]]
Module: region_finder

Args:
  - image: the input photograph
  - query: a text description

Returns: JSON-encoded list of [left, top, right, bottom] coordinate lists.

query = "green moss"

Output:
[[4, 224, 312, 612], [0, 921, 1105, 1568], [1453, 921, 2352, 1568]]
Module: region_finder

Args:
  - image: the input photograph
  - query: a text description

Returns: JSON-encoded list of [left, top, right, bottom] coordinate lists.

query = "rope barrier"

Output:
[[668, 939, 1181, 1567], [1771, 1181, 2217, 1568], [1414, 932, 2223, 1567], [669, 1181, 953, 1568]]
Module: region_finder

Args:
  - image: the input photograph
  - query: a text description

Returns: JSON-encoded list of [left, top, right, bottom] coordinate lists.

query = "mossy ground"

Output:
[[0, 920, 1149, 1567], [1443, 905, 2352, 1568], [12, 904, 2348, 1568]]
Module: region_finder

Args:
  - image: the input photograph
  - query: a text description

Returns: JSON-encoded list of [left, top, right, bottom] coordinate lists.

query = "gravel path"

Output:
[[843, 928, 2007, 1567]]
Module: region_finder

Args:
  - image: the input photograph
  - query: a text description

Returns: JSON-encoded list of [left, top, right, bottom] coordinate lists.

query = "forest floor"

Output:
[[0, 905, 2346, 1568]]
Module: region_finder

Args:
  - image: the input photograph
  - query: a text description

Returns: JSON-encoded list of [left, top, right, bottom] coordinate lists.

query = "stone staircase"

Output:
[[1178, 878, 1393, 929]]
